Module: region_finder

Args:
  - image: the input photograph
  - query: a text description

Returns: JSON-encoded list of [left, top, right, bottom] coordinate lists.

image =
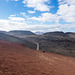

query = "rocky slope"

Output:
[[23, 31, 75, 57]]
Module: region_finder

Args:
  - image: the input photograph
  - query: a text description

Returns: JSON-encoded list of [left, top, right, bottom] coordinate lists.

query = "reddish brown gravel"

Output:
[[0, 40, 75, 75]]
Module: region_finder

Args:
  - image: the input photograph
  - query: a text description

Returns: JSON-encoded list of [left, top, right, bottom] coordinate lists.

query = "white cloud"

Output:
[[19, 24, 61, 32], [0, 15, 60, 32], [20, 12, 26, 16], [6, 0, 19, 1], [0, 15, 27, 31], [28, 10, 35, 14], [10, 15, 16, 17], [22, 0, 50, 12], [0, 19, 27, 31], [0, 18, 75, 32], [11, 0, 19, 1], [58, 0, 75, 5], [21, 23, 75, 32], [9, 16, 25, 22], [57, 0, 75, 23], [30, 13, 58, 23]]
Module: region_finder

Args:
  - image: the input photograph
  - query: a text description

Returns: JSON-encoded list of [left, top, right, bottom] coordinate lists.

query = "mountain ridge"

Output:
[[7, 30, 36, 36], [0, 30, 75, 57]]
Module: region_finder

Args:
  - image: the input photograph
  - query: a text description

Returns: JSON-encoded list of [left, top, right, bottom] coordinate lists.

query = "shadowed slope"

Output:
[[0, 40, 75, 75], [0, 32, 36, 49], [23, 31, 75, 57]]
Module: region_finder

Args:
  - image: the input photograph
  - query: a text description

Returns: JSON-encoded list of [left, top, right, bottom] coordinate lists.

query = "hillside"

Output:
[[22, 31, 75, 57], [0, 32, 36, 49], [7, 30, 36, 36], [0, 40, 75, 75], [34, 31, 44, 35]]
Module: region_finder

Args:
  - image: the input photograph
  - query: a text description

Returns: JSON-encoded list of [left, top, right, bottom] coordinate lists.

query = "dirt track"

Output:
[[0, 40, 75, 75]]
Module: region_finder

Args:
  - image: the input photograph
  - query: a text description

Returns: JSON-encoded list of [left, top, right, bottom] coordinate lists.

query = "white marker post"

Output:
[[34, 42, 39, 51], [36, 42, 39, 51]]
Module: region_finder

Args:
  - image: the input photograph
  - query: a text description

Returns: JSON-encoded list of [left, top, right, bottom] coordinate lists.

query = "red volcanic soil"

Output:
[[0, 40, 75, 75]]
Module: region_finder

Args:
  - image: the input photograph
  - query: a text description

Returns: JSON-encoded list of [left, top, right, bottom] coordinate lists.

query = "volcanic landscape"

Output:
[[0, 40, 75, 75]]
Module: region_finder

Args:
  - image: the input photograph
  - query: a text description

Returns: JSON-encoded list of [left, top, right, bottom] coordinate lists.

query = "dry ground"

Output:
[[0, 40, 75, 75]]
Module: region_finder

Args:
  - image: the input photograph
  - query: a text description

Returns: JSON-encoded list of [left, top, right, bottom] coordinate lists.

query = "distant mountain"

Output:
[[34, 32, 44, 35], [0, 32, 36, 49], [0, 31, 7, 34], [43, 31, 67, 36], [43, 31, 70, 40], [7, 30, 36, 36], [44, 31, 75, 36]]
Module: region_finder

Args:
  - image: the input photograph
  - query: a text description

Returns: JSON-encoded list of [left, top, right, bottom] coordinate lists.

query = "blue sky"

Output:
[[0, 0, 75, 32]]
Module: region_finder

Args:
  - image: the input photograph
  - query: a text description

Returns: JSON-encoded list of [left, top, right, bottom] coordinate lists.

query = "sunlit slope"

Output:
[[0, 40, 75, 75]]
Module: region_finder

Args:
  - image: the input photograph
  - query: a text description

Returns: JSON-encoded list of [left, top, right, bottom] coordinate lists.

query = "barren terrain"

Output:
[[0, 40, 75, 75]]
